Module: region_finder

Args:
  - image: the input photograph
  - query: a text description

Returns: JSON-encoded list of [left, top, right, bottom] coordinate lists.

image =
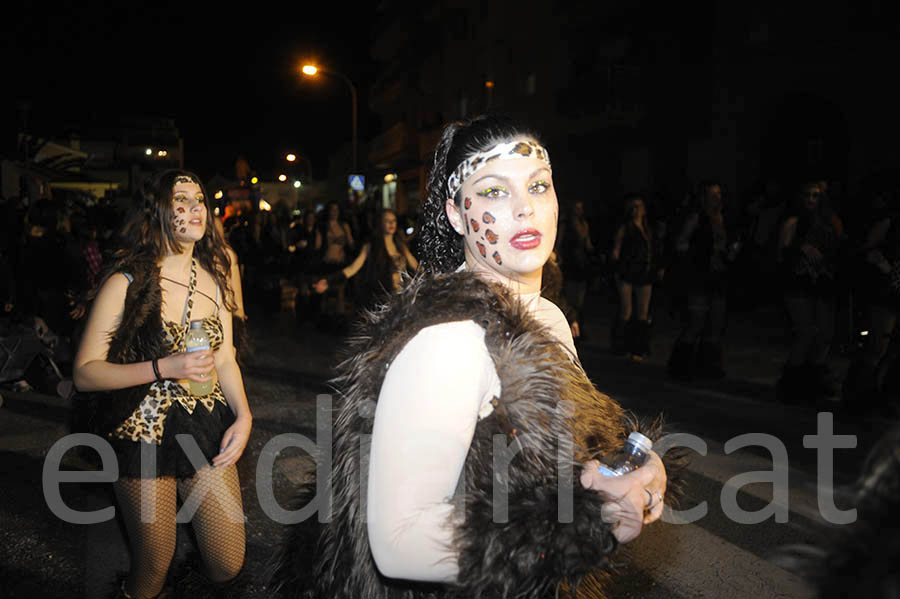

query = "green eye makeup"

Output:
[[477, 187, 508, 199]]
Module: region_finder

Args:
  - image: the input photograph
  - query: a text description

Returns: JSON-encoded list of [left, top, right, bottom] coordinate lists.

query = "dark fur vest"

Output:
[[73, 255, 170, 438], [271, 271, 670, 599]]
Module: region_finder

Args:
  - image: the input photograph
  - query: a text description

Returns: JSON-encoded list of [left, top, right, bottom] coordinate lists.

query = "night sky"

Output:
[[2, 2, 379, 181]]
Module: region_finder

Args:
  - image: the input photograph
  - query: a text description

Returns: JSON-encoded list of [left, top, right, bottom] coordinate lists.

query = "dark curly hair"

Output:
[[103, 169, 234, 311], [419, 114, 543, 273]]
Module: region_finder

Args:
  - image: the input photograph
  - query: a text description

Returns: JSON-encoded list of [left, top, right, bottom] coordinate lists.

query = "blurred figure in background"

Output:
[[320, 201, 355, 315], [317, 209, 418, 311], [843, 188, 900, 415], [776, 180, 844, 404], [667, 181, 735, 380], [779, 424, 900, 598], [216, 218, 249, 366], [610, 193, 662, 360], [292, 208, 325, 326], [541, 250, 581, 340], [560, 199, 595, 338]]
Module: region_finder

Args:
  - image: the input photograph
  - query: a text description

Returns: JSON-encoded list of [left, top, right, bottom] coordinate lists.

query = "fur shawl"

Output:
[[271, 271, 676, 599], [73, 255, 170, 438]]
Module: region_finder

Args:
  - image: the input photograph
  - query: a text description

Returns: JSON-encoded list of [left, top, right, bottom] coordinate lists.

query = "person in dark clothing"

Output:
[[667, 182, 735, 380], [611, 193, 661, 360], [541, 250, 581, 340], [776, 181, 844, 404], [292, 209, 325, 325], [317, 209, 418, 311], [843, 192, 900, 414], [560, 199, 595, 334], [778, 423, 900, 598]]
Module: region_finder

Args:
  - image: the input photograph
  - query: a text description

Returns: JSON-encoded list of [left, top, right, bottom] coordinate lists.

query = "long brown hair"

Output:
[[103, 169, 234, 311], [622, 193, 649, 234]]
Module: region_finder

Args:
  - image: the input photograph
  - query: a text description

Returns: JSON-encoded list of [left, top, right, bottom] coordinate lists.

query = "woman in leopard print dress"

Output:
[[73, 169, 252, 598]]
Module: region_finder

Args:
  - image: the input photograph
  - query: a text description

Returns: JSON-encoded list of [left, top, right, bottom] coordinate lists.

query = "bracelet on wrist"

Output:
[[151, 358, 163, 382]]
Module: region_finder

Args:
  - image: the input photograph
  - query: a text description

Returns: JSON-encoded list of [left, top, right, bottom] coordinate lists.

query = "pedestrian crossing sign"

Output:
[[348, 174, 365, 191]]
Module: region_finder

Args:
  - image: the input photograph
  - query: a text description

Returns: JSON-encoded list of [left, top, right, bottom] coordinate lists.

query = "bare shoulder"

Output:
[[95, 272, 131, 303], [195, 266, 222, 311]]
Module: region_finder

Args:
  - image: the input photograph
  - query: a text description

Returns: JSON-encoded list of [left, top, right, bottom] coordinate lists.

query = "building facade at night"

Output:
[[365, 1, 900, 221], [4, 116, 184, 203]]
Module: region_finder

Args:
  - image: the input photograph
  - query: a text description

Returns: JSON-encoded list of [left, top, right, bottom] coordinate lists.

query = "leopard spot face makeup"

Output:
[[485, 229, 498, 244], [482, 212, 495, 224], [470, 219, 480, 232], [464, 197, 472, 209], [476, 241, 487, 257], [492, 251, 502, 265]]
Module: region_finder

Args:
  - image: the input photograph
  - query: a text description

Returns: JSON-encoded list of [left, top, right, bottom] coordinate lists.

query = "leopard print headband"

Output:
[[446, 139, 551, 198]]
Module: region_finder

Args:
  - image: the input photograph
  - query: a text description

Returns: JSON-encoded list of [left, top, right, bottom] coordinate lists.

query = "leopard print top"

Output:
[[112, 260, 229, 445]]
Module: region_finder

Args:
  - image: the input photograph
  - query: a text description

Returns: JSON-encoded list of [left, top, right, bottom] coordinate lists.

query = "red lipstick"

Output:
[[509, 229, 542, 250]]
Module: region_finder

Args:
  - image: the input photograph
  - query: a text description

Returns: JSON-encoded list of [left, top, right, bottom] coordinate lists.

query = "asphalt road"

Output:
[[0, 290, 893, 598]]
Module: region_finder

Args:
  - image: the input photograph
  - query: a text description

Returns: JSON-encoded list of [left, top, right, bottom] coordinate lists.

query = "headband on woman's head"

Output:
[[446, 139, 551, 198]]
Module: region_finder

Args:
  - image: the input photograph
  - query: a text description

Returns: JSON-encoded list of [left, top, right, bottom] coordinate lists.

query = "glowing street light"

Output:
[[284, 152, 312, 181], [145, 148, 153, 155], [250, 176, 259, 185], [278, 174, 287, 182], [158, 149, 168, 157], [293, 180, 302, 188], [301, 63, 358, 172]]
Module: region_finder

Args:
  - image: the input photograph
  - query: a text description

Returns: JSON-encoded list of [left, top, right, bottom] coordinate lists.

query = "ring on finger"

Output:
[[644, 488, 654, 509]]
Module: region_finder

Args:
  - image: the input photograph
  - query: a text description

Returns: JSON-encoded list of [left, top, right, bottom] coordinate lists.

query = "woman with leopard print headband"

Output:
[[271, 114, 677, 599]]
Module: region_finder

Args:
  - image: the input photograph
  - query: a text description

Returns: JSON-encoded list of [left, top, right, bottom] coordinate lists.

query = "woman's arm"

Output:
[[73, 274, 154, 391], [226, 246, 246, 320], [864, 218, 892, 273], [341, 244, 369, 279], [343, 222, 355, 248], [403, 245, 419, 271], [583, 220, 594, 251], [675, 213, 699, 253], [777, 216, 798, 259], [212, 301, 252, 468], [611, 225, 625, 261], [74, 273, 215, 392], [367, 321, 497, 583], [315, 230, 323, 251]]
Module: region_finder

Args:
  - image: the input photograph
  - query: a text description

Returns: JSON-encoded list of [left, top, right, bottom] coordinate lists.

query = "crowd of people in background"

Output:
[[1, 170, 898, 421]]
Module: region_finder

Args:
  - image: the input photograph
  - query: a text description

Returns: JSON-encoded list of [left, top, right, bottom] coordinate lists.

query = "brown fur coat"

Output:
[[270, 270, 676, 598], [72, 255, 169, 439]]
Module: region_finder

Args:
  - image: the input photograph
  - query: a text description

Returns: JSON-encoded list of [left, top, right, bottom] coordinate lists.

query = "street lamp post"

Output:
[[301, 64, 358, 174]]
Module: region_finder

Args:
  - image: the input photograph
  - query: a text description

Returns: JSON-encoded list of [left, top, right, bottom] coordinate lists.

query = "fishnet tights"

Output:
[[114, 465, 246, 598]]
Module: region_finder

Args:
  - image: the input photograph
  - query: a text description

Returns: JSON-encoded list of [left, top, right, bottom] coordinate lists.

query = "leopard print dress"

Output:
[[109, 259, 235, 479]]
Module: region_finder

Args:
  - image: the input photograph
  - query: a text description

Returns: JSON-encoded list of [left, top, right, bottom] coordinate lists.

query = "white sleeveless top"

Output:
[[365, 273, 577, 583]]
